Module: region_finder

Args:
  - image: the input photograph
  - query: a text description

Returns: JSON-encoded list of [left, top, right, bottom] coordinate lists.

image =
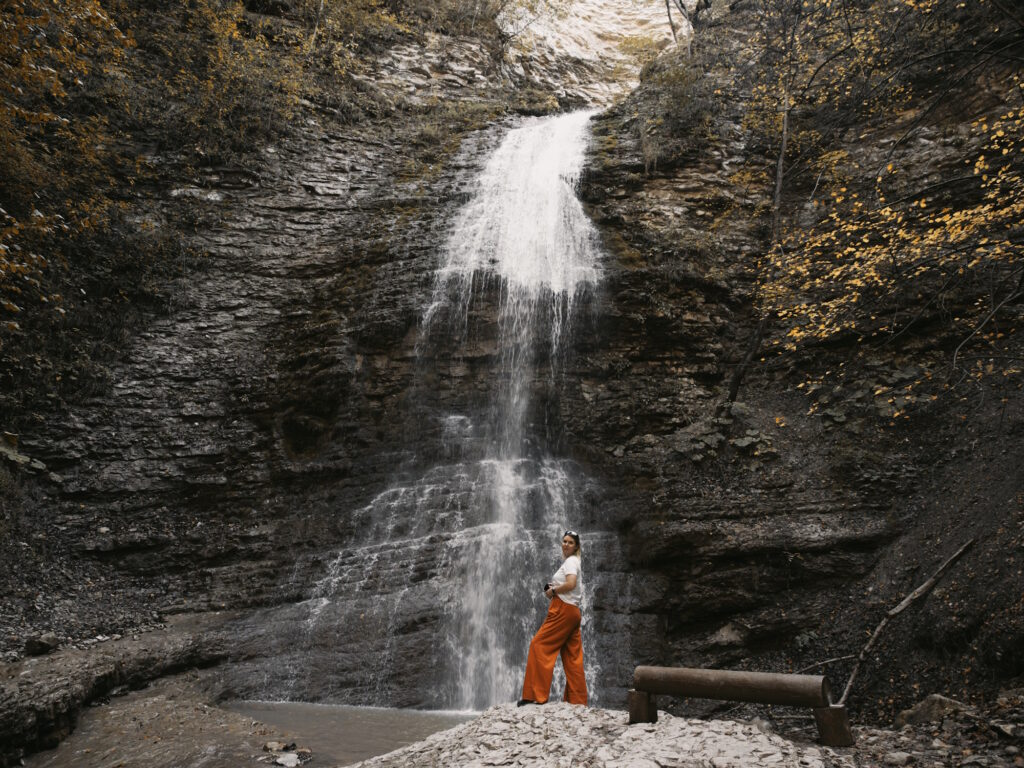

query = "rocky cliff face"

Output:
[[2, 0, 676, 745], [575, 4, 1024, 723], [6, 37, 521, 688], [2, 2, 1022, 762]]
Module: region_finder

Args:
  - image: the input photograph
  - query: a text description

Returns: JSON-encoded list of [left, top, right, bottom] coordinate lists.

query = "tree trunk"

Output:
[[772, 92, 790, 242]]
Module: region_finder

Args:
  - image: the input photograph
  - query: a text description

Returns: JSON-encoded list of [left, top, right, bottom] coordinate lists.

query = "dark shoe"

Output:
[[517, 699, 534, 707]]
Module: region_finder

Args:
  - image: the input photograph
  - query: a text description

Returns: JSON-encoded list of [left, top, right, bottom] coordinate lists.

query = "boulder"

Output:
[[895, 693, 974, 727]]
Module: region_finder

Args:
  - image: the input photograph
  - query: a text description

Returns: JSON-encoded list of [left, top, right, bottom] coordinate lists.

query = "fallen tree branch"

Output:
[[838, 538, 975, 706]]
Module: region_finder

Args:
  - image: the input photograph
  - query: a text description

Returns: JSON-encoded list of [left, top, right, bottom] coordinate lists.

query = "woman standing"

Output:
[[518, 530, 588, 706]]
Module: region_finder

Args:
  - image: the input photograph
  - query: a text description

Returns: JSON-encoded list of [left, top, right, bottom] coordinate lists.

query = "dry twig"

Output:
[[794, 654, 856, 675]]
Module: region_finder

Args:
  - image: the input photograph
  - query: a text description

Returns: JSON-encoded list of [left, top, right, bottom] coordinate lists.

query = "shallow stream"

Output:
[[26, 688, 474, 768], [225, 701, 474, 765]]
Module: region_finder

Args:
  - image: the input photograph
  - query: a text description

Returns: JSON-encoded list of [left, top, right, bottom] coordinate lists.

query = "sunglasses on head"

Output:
[[564, 530, 578, 539]]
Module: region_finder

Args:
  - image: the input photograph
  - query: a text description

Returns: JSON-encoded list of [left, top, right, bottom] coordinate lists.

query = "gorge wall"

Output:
[[2, 1, 1022, 761]]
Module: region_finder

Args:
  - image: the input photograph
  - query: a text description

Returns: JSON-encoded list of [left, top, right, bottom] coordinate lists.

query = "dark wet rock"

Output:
[[0, 440, 46, 474], [245, 0, 291, 16], [574, 1, 1024, 728], [23, 633, 59, 657]]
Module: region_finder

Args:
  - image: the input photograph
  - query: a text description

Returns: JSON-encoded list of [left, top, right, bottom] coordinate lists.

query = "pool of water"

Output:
[[224, 701, 476, 765]]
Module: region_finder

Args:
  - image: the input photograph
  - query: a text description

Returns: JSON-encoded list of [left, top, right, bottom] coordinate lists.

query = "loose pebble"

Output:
[[883, 751, 913, 766]]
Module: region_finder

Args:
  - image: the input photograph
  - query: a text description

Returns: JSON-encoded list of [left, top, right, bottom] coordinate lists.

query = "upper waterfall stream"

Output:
[[427, 109, 601, 297]]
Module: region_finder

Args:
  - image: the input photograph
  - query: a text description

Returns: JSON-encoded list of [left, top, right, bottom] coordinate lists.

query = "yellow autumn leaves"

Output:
[[1, 1, 129, 326], [752, 0, 1021, 375], [1, 0, 411, 333]]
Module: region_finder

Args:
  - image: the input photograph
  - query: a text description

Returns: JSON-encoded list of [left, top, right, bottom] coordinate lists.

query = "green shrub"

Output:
[[637, 48, 716, 173]]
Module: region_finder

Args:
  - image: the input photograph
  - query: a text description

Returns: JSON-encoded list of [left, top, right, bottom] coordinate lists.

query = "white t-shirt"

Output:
[[551, 555, 582, 607]]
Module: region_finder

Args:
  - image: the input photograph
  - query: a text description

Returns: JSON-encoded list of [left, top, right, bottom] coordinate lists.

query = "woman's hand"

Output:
[[545, 586, 556, 599]]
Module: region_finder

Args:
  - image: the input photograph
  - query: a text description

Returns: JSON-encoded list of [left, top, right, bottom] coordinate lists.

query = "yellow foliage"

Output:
[[747, 0, 1021, 393], [294, 0, 406, 73], [1, 0, 128, 320], [764, 93, 1023, 350], [165, 0, 304, 157]]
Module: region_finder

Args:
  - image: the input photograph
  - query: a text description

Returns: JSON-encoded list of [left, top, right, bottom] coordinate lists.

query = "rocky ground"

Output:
[[352, 699, 1024, 768], [9, 631, 1024, 768], [3, 617, 1023, 766], [783, 692, 1024, 768], [23, 670, 297, 768], [0, 614, 228, 766], [350, 703, 846, 768]]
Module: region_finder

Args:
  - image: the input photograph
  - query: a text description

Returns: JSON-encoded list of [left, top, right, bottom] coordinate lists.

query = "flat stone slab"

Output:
[[349, 702, 855, 767]]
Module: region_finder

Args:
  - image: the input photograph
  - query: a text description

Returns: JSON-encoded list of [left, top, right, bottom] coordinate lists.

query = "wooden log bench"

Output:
[[627, 665, 855, 747]]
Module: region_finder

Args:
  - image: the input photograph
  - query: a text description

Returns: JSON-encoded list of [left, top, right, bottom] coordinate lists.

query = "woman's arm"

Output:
[[546, 574, 577, 598]]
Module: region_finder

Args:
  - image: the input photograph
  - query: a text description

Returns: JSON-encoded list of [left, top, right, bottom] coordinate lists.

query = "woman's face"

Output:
[[561, 535, 577, 558]]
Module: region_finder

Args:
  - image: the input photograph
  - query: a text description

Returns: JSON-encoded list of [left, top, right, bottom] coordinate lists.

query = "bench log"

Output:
[[628, 665, 854, 748]]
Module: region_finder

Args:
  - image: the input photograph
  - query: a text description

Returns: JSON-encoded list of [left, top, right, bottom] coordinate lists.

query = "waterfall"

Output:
[[426, 110, 601, 302], [276, 110, 606, 711], [422, 110, 603, 709], [423, 109, 601, 457]]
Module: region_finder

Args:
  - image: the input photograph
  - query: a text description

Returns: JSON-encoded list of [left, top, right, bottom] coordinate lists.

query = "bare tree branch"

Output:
[[990, 0, 1024, 28], [309, 0, 325, 50], [951, 275, 1024, 374]]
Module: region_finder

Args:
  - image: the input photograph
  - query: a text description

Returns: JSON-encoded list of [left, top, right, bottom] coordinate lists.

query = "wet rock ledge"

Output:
[[0, 614, 227, 768]]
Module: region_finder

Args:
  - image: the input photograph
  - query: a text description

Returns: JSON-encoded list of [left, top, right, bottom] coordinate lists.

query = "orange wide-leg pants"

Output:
[[521, 597, 588, 705]]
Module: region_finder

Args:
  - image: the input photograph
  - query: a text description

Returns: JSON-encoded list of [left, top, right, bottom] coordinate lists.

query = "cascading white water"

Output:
[[427, 110, 601, 297], [424, 109, 601, 455], [423, 110, 603, 709]]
